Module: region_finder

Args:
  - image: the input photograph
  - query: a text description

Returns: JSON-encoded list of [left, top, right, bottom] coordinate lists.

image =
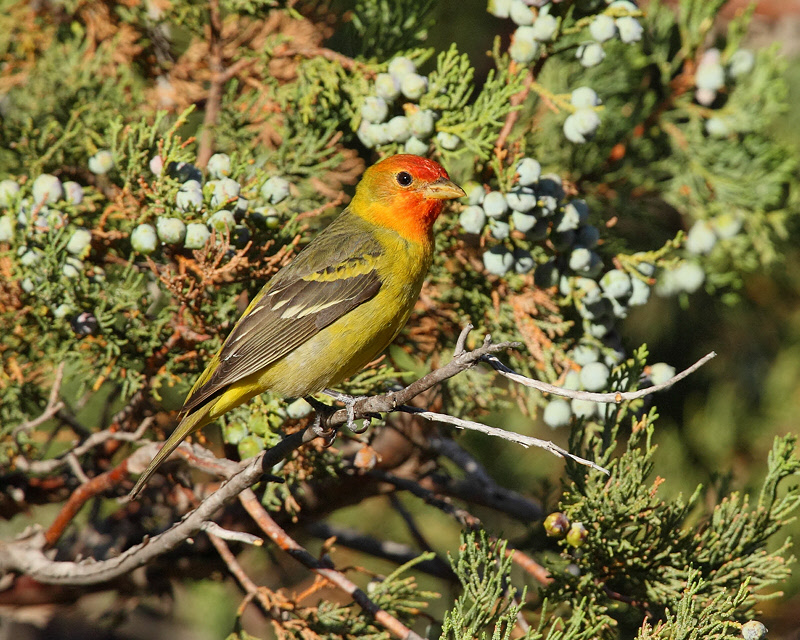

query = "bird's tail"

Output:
[[128, 406, 210, 499]]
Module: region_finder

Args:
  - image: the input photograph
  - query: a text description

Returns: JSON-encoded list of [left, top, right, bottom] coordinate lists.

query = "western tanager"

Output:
[[129, 154, 465, 498]]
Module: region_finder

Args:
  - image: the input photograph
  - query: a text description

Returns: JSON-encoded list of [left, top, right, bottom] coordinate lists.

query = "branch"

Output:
[[0, 432, 305, 585], [402, 405, 609, 475], [322, 333, 519, 428], [483, 351, 717, 403], [13, 362, 65, 437], [14, 418, 154, 475]]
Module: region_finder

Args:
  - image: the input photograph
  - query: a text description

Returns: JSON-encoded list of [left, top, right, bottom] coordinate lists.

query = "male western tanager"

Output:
[[129, 154, 464, 498]]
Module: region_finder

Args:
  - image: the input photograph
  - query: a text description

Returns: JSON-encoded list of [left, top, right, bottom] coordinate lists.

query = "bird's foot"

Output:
[[303, 396, 338, 446], [323, 389, 373, 433]]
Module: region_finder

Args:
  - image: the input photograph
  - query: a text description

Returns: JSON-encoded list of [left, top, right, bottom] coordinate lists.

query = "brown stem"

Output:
[[197, 0, 223, 168]]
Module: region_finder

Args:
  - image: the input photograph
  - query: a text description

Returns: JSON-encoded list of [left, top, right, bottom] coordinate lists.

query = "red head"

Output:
[[350, 155, 465, 243]]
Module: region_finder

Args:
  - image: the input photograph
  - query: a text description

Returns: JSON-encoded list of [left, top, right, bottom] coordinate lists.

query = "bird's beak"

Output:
[[422, 177, 467, 201]]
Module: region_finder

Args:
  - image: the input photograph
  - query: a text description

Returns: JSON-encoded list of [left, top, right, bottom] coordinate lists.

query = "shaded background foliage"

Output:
[[1, 0, 800, 639]]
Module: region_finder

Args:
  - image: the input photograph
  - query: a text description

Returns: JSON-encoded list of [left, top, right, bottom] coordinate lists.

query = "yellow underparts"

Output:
[[204, 226, 431, 422]]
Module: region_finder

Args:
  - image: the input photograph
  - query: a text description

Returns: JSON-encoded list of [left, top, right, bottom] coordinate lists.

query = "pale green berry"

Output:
[[63, 181, 84, 204], [131, 224, 158, 254], [404, 136, 428, 156], [53, 303, 73, 319], [649, 362, 676, 386], [88, 150, 114, 175], [238, 434, 265, 459], [459, 205, 486, 234], [207, 153, 232, 179], [509, 0, 533, 26], [184, 222, 211, 249], [62, 258, 83, 279], [740, 620, 767, 640], [488, 0, 512, 18], [510, 26, 538, 64], [208, 209, 236, 231], [531, 13, 557, 41], [157, 217, 187, 244], [32, 174, 63, 204], [0, 215, 14, 241], [513, 248, 535, 273], [464, 183, 485, 205], [571, 87, 600, 108], [543, 399, 572, 429], [616, 16, 643, 43], [375, 73, 400, 101], [685, 220, 717, 255], [388, 56, 416, 81], [66, 228, 92, 256], [489, 219, 510, 239], [512, 210, 537, 232], [176, 185, 204, 212], [400, 73, 428, 100], [483, 245, 514, 276], [628, 277, 651, 306], [590, 14, 616, 42], [20, 248, 43, 267], [408, 110, 435, 139], [260, 176, 291, 204], [483, 191, 508, 219], [0, 179, 20, 207], [600, 269, 632, 298], [361, 96, 389, 123], [286, 398, 313, 419], [705, 117, 729, 137], [516, 157, 541, 186], [566, 522, 588, 547], [211, 177, 241, 208], [580, 361, 610, 391], [577, 42, 605, 67], [710, 213, 743, 239], [729, 49, 755, 78], [437, 131, 460, 150], [387, 116, 412, 142]]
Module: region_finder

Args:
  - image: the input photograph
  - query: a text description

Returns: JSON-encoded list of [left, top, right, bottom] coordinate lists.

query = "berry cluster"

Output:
[[694, 47, 755, 135], [130, 153, 293, 255], [356, 56, 460, 154], [0, 170, 95, 296], [490, 1, 643, 67], [458, 156, 688, 427]]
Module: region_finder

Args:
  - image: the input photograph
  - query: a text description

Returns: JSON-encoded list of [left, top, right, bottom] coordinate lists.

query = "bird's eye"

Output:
[[396, 171, 413, 187]]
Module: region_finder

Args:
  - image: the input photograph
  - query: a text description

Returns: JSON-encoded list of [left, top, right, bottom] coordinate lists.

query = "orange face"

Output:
[[351, 154, 466, 243]]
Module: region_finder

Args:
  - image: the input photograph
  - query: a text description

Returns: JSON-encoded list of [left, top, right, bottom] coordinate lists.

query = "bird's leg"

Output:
[[303, 396, 338, 446], [322, 389, 373, 434]]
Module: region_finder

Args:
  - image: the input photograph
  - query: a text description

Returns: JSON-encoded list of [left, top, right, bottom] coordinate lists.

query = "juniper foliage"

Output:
[[1, 0, 798, 638]]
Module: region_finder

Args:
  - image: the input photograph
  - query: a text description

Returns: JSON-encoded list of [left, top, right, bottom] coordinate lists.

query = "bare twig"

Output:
[[202, 522, 263, 546], [239, 489, 424, 640], [403, 406, 609, 475], [13, 362, 65, 437], [483, 351, 717, 403], [15, 417, 154, 475], [207, 533, 275, 618]]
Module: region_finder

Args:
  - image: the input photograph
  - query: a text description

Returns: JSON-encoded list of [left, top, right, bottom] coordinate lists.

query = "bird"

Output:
[[129, 154, 465, 498]]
